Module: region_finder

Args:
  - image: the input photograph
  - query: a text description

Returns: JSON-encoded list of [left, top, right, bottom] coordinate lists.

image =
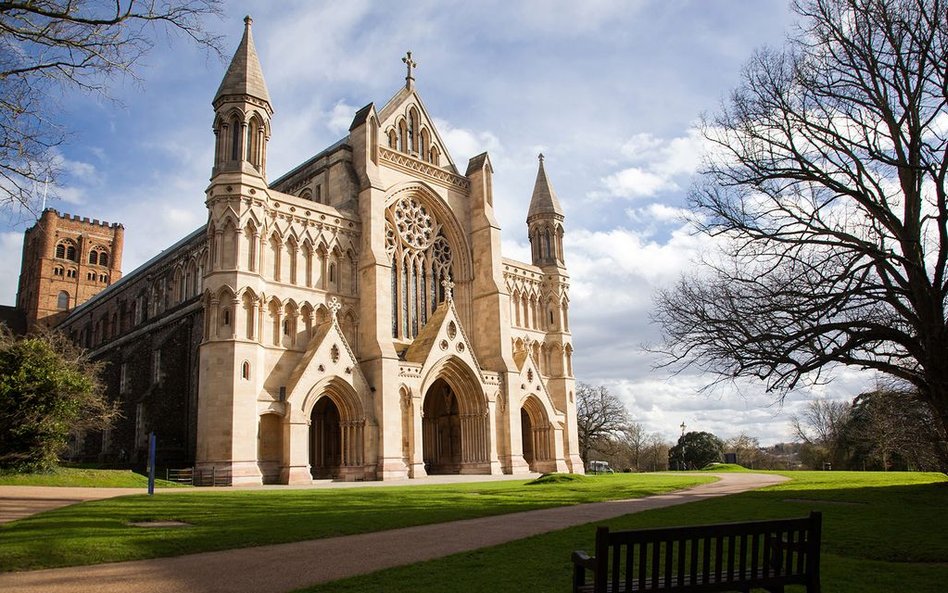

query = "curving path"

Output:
[[0, 472, 786, 593]]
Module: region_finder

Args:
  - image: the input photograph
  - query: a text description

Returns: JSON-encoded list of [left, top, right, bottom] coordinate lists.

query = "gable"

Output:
[[284, 311, 369, 405], [377, 88, 458, 173], [404, 300, 482, 376], [516, 353, 553, 408]]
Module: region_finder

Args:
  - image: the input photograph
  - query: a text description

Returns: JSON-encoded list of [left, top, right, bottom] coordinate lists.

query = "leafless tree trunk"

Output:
[[575, 383, 631, 466], [654, 0, 948, 470], [0, 1, 222, 214]]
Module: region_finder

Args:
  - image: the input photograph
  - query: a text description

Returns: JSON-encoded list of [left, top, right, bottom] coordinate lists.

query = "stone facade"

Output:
[[17, 17, 583, 484]]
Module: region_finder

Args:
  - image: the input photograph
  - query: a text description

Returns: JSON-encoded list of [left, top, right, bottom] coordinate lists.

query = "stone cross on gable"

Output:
[[328, 296, 342, 318], [402, 51, 417, 87], [441, 277, 455, 302]]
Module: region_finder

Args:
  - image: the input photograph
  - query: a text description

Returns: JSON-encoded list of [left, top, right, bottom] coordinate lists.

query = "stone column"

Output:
[[281, 405, 312, 484]]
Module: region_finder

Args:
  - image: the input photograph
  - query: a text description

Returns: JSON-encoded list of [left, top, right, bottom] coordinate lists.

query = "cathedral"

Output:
[[13, 17, 582, 484]]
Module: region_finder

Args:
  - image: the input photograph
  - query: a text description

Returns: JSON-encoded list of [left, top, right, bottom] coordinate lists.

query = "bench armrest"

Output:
[[572, 551, 596, 593], [571, 550, 596, 569]]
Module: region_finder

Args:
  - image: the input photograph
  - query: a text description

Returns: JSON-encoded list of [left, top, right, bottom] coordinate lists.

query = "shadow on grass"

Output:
[[294, 472, 948, 593], [0, 473, 711, 572]]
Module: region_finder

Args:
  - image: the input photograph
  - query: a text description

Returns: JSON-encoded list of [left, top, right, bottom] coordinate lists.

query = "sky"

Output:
[[0, 0, 876, 446]]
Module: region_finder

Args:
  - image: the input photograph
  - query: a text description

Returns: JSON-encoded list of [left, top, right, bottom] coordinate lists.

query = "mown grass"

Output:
[[296, 471, 948, 593], [700, 463, 752, 472], [0, 466, 182, 488], [0, 473, 711, 571]]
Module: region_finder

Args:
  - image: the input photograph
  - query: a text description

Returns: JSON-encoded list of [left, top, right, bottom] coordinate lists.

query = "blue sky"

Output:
[[0, 0, 873, 445]]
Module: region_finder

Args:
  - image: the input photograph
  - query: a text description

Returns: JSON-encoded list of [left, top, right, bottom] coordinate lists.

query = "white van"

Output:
[[588, 460, 614, 474]]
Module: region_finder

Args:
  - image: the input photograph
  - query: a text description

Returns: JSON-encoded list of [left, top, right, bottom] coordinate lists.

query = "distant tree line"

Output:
[[792, 389, 942, 472]]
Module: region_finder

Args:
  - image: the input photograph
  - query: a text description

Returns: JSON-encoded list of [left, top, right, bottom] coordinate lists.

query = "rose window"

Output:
[[393, 197, 433, 249]]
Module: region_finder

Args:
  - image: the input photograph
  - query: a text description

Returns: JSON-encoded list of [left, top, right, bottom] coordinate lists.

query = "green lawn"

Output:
[[0, 466, 183, 488], [0, 473, 711, 572], [295, 471, 948, 593]]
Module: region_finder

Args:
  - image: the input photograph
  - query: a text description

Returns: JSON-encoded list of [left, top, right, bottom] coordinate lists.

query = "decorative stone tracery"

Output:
[[387, 195, 454, 339]]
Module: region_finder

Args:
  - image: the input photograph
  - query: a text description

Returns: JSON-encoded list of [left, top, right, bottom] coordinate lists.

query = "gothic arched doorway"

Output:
[[422, 379, 462, 474], [521, 395, 554, 473], [520, 408, 535, 468], [310, 397, 341, 479], [421, 357, 491, 475]]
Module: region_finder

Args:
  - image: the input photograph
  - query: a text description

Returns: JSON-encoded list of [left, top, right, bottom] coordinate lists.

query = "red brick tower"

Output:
[[16, 209, 124, 332]]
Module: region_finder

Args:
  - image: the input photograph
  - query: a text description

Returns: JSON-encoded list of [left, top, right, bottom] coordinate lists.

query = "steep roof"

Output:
[[527, 154, 563, 220], [213, 16, 271, 107]]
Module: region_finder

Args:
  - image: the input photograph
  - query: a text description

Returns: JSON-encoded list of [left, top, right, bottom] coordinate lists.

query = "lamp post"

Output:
[[679, 422, 687, 471]]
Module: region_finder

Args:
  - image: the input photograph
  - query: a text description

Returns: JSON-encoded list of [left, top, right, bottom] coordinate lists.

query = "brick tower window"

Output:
[[55, 240, 78, 261], [57, 291, 70, 310]]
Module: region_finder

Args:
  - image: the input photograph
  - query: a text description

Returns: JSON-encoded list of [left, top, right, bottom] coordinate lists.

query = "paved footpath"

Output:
[[0, 473, 785, 593]]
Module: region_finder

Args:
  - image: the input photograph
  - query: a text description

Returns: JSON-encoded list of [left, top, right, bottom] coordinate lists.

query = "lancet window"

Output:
[[386, 196, 453, 340]]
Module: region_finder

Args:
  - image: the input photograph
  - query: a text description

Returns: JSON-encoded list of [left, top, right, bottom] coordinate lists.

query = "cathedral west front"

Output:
[[14, 17, 582, 485]]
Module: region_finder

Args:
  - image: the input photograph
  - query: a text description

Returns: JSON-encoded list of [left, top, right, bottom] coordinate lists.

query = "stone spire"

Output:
[[526, 153, 563, 221], [213, 16, 271, 109]]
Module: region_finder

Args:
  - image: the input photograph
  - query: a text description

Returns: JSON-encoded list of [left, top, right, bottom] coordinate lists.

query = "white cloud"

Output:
[[620, 133, 665, 161], [0, 232, 24, 304], [434, 118, 503, 167], [328, 100, 360, 134], [602, 167, 677, 199], [598, 127, 708, 200]]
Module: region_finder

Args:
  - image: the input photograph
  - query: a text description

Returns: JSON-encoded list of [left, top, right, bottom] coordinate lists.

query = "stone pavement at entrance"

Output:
[[0, 473, 786, 593]]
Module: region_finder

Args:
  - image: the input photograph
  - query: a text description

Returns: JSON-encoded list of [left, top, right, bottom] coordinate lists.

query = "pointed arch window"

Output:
[[230, 116, 241, 161], [56, 243, 65, 259], [387, 195, 453, 340]]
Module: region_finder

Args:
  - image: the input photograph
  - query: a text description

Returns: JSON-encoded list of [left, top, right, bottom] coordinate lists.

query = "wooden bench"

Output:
[[571, 512, 821, 593]]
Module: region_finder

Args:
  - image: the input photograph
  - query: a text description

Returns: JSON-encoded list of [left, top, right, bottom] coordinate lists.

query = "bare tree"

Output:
[[0, 1, 222, 213], [724, 432, 765, 469], [575, 383, 631, 465], [614, 421, 648, 471], [791, 399, 851, 467], [654, 0, 948, 469], [641, 432, 671, 472]]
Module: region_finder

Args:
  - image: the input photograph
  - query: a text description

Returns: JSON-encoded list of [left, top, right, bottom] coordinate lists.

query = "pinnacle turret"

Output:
[[527, 154, 565, 267], [211, 16, 272, 178], [526, 154, 563, 221], [213, 15, 272, 110]]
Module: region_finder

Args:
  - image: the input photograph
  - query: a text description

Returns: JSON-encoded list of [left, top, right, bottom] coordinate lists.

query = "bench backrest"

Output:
[[592, 512, 821, 593]]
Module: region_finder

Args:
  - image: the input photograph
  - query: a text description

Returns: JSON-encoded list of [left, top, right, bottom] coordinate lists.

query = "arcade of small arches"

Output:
[[513, 337, 573, 379], [54, 239, 111, 267], [385, 105, 442, 166], [213, 107, 270, 173], [509, 287, 569, 332], [206, 288, 359, 353], [529, 221, 564, 264], [208, 218, 359, 296]]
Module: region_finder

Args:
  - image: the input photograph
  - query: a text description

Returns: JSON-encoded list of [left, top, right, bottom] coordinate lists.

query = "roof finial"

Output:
[[441, 277, 455, 303], [328, 296, 342, 319], [244, 15, 252, 27], [538, 153, 544, 164], [402, 51, 417, 89]]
